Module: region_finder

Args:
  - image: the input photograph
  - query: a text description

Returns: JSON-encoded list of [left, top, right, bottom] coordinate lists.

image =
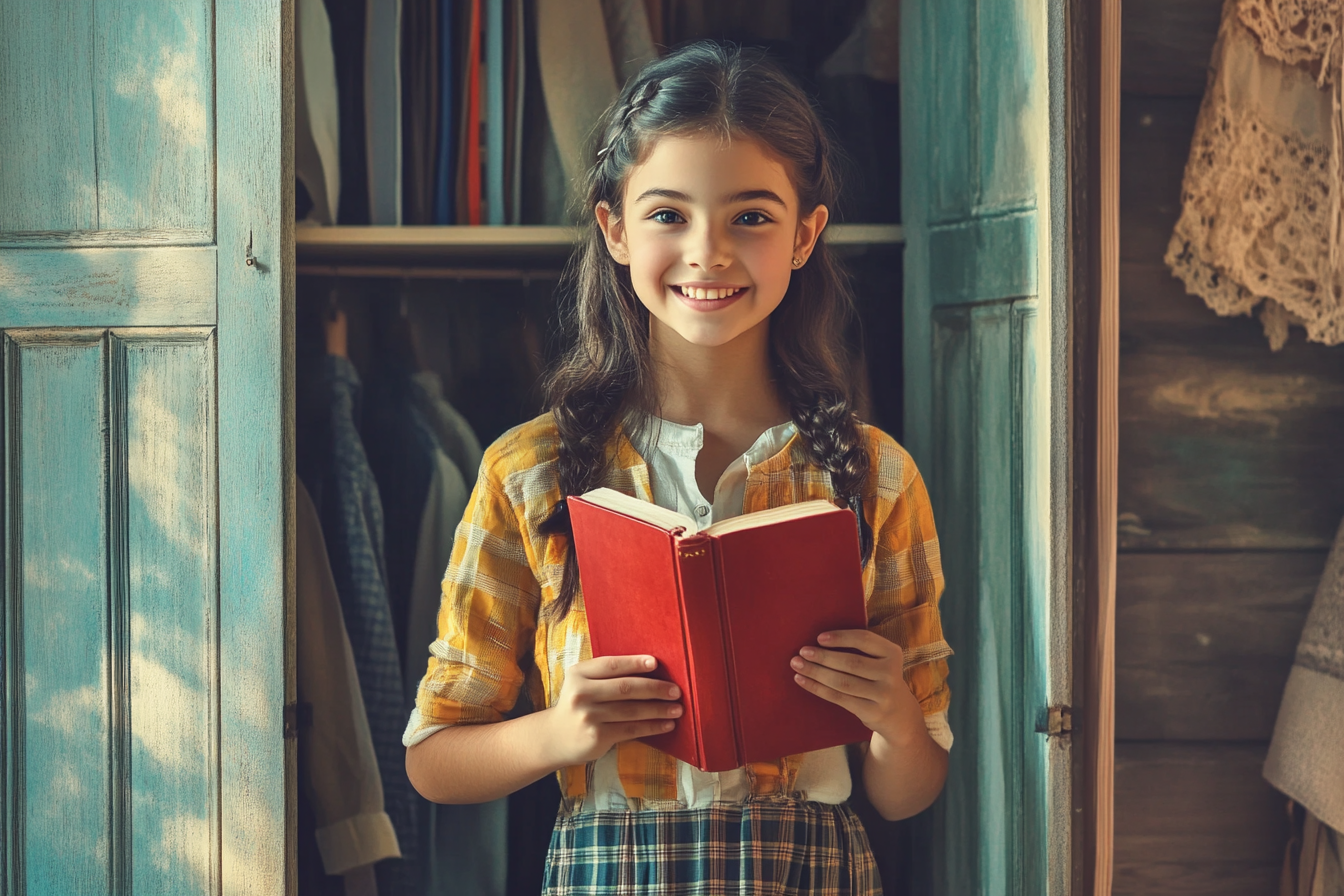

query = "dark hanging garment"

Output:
[[297, 480, 402, 894], [402, 0, 440, 224], [361, 336, 437, 667], [324, 0, 372, 224], [433, 0, 457, 223], [320, 354, 420, 895]]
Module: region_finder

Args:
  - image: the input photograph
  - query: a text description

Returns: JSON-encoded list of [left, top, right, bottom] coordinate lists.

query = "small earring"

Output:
[[791, 257, 803, 267]]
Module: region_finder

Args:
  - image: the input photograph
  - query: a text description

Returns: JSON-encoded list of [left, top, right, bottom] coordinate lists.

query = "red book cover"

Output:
[[568, 490, 872, 771]]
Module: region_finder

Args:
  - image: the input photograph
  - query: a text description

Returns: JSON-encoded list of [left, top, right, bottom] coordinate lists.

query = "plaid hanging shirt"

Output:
[[403, 413, 952, 808]]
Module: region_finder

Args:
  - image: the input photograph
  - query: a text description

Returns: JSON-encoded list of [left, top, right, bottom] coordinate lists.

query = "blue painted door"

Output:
[[0, 2, 287, 893], [901, 0, 1067, 892]]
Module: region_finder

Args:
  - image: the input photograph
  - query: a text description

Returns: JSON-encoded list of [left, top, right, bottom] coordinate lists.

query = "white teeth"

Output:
[[678, 286, 743, 300]]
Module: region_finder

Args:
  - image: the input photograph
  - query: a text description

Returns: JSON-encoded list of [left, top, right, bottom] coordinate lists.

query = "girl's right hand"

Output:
[[540, 655, 683, 766]]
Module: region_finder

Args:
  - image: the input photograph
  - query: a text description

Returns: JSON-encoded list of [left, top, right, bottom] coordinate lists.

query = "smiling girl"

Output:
[[404, 41, 954, 895]]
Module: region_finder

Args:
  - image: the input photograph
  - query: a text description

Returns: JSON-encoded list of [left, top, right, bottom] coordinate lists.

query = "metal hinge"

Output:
[[283, 701, 313, 739], [1045, 705, 1073, 737]]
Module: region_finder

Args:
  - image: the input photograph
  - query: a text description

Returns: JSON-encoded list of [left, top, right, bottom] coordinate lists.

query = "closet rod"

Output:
[[296, 264, 565, 281]]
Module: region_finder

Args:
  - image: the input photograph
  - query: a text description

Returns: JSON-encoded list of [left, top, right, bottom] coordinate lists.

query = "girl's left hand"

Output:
[[791, 629, 926, 748]]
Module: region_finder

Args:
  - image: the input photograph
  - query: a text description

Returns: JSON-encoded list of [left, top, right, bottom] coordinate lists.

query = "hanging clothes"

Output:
[[1165, 0, 1344, 348], [601, 0, 657, 85], [362, 348, 438, 665], [366, 0, 405, 223], [296, 480, 400, 894], [1265, 517, 1344, 858], [1281, 807, 1344, 896], [325, 0, 372, 224], [320, 353, 420, 895], [402, 0, 440, 224], [535, 0, 619, 202], [405, 441, 509, 896], [297, 0, 343, 224], [410, 370, 484, 481], [432, 0, 457, 223]]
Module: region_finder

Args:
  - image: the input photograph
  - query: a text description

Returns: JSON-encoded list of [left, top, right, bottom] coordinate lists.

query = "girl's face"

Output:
[[596, 133, 828, 349]]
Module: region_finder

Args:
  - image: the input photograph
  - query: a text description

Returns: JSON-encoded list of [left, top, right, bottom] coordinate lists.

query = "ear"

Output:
[[792, 204, 830, 267], [595, 201, 630, 266]]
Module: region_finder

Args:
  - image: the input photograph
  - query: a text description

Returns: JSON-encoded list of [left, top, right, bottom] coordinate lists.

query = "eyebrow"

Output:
[[631, 187, 789, 208]]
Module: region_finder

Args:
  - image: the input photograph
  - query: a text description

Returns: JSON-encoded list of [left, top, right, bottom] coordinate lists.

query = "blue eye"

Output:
[[651, 210, 684, 224], [736, 211, 771, 225]]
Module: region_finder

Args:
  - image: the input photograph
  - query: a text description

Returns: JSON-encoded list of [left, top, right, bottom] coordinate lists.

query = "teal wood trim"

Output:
[[928, 211, 1039, 306], [1044, 0, 1071, 887], [109, 330, 131, 896], [2, 335, 14, 895], [0, 247, 217, 328], [1013, 300, 1051, 896], [216, 0, 292, 891]]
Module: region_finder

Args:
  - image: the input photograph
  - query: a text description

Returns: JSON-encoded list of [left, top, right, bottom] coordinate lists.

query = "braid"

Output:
[[787, 393, 874, 567], [594, 78, 662, 166]]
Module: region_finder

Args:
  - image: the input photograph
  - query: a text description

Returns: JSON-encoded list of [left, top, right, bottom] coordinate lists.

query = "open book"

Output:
[[568, 488, 872, 772]]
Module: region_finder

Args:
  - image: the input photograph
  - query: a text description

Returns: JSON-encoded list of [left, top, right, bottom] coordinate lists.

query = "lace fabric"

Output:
[[1165, 0, 1344, 348]]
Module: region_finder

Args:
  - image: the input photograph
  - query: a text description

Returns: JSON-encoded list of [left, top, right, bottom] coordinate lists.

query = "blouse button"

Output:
[[695, 505, 710, 517]]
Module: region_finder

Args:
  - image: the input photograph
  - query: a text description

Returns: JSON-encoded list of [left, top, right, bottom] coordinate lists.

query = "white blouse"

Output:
[[582, 416, 952, 811]]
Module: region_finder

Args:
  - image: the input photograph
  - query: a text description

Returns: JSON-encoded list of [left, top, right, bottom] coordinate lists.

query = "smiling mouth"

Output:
[[673, 285, 748, 300]]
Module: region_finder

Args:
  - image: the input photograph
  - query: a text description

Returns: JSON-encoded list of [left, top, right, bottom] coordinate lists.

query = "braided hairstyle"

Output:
[[540, 41, 872, 618]]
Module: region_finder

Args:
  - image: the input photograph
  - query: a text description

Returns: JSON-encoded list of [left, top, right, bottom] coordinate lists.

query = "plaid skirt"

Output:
[[542, 798, 882, 896]]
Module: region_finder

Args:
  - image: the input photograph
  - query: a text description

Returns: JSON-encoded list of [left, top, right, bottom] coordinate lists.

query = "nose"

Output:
[[684, 219, 732, 271]]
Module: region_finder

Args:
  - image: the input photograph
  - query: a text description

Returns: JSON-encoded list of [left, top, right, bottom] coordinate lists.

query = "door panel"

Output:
[[2, 330, 222, 893], [94, 0, 214, 237], [0, 0, 214, 244], [0, 2, 287, 893], [6, 331, 113, 895], [0, 2, 99, 236], [928, 301, 1050, 896], [121, 330, 219, 896]]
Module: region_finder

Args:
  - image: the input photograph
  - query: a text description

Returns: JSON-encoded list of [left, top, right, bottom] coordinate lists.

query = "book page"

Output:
[[701, 499, 841, 537], [578, 487, 699, 533]]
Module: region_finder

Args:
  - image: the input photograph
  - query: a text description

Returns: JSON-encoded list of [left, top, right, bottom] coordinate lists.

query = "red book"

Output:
[[568, 489, 872, 772]]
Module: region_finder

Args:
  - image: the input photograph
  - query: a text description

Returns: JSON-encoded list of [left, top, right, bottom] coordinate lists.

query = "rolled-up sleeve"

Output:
[[863, 438, 953, 721], [402, 455, 542, 747]]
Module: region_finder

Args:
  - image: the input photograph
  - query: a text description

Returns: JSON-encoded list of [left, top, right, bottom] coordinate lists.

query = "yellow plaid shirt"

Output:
[[404, 413, 952, 807]]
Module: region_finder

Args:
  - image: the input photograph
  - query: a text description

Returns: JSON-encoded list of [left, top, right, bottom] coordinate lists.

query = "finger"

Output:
[[791, 656, 882, 699], [591, 699, 684, 723], [797, 645, 884, 682], [589, 677, 682, 703], [578, 654, 659, 679], [793, 671, 872, 718], [611, 719, 679, 742], [817, 629, 897, 658]]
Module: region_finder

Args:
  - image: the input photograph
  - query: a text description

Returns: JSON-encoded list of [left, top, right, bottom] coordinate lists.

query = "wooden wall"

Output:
[[1116, 1, 1344, 893]]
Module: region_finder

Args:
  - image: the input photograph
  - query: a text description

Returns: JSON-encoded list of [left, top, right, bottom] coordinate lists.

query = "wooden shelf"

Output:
[[295, 223, 904, 267]]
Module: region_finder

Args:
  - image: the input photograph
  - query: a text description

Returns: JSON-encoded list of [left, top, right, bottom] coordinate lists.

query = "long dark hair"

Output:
[[540, 40, 872, 618]]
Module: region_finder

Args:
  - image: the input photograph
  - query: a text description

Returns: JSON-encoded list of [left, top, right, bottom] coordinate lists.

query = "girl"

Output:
[[404, 41, 953, 895]]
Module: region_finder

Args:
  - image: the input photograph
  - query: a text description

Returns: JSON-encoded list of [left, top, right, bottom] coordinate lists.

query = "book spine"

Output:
[[672, 534, 740, 771], [709, 537, 747, 768]]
